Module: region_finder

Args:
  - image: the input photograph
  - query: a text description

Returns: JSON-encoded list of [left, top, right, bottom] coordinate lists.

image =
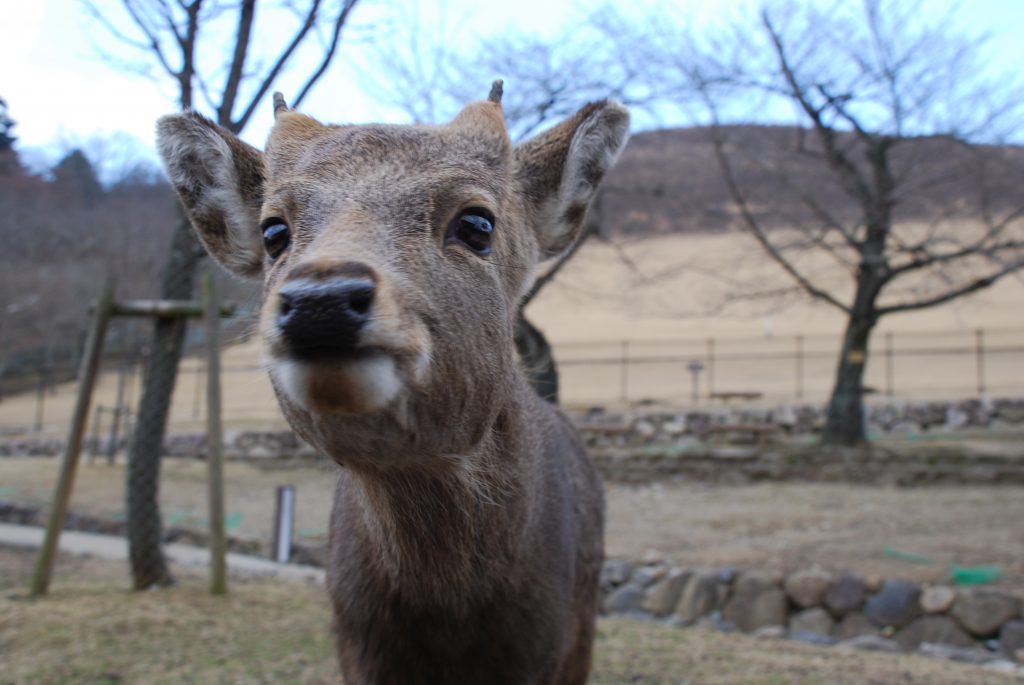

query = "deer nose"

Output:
[[276, 278, 376, 360]]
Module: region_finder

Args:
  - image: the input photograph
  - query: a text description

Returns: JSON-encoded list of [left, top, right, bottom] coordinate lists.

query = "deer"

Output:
[[155, 81, 629, 685]]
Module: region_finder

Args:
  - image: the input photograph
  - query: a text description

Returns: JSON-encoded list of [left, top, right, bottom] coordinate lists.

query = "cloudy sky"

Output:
[[3, 0, 1022, 174]]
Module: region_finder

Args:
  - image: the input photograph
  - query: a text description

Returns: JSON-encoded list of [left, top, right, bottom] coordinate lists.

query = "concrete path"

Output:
[[0, 522, 325, 583]]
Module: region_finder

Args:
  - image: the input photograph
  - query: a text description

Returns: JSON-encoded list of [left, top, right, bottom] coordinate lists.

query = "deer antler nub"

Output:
[[273, 92, 289, 119], [488, 80, 504, 104]]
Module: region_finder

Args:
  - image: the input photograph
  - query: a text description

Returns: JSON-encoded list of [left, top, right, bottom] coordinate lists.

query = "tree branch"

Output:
[[878, 258, 1024, 316], [232, 0, 323, 132], [761, 11, 875, 209], [705, 109, 851, 314], [217, 0, 256, 124], [121, 0, 179, 80], [292, 0, 361, 109]]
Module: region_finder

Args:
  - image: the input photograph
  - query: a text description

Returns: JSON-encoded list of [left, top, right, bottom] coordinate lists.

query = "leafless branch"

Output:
[[292, 0, 361, 109], [232, 0, 323, 131]]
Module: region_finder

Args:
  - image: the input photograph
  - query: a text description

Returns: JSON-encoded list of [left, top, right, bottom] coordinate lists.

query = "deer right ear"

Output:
[[156, 112, 266, 278]]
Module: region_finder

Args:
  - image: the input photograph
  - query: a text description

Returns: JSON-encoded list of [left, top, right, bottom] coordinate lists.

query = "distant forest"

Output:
[[1, 120, 1022, 389]]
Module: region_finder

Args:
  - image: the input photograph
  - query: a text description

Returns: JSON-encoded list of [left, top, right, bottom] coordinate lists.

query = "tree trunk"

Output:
[[514, 314, 558, 403], [126, 215, 205, 589], [821, 315, 876, 446]]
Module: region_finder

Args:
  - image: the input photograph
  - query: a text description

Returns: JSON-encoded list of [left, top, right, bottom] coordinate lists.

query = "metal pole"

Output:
[[34, 371, 46, 432], [203, 273, 228, 595], [885, 332, 894, 397], [619, 340, 629, 404], [31, 278, 116, 597], [975, 328, 986, 397], [795, 335, 804, 401], [706, 337, 716, 398], [192, 356, 204, 420], [272, 485, 296, 563], [87, 406, 104, 464]]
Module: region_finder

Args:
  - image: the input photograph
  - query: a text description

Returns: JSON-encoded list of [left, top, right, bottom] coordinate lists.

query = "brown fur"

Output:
[[156, 92, 629, 685]]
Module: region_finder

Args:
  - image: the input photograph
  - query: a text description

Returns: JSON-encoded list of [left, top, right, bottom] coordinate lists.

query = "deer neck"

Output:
[[342, 386, 540, 603]]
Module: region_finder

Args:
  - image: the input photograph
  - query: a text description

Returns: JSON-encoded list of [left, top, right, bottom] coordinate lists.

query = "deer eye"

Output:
[[262, 219, 290, 259], [449, 209, 494, 255]]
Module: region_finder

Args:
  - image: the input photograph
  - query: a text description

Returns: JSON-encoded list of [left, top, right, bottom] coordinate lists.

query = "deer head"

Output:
[[156, 85, 629, 466]]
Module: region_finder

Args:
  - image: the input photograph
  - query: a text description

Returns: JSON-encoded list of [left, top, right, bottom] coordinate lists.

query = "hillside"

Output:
[[601, 125, 1024, 235]]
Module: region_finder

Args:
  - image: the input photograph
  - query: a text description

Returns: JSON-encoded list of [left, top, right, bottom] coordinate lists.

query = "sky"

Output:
[[2, 0, 1023, 178]]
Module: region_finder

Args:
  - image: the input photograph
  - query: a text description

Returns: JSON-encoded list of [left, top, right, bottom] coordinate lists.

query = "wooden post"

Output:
[[31, 278, 116, 597], [107, 365, 129, 465], [203, 273, 228, 595]]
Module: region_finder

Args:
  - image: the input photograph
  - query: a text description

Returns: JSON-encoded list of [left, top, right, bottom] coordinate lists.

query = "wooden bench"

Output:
[[705, 423, 779, 444], [709, 391, 764, 402]]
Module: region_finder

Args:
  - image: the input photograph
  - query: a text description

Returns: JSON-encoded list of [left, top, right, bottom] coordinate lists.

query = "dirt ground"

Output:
[[2, 456, 1022, 595], [0, 547, 1017, 685]]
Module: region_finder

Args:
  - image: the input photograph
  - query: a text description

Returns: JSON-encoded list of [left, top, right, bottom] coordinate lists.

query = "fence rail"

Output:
[[2, 327, 1023, 435]]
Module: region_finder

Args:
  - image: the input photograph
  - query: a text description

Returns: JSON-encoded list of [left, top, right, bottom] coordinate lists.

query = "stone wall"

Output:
[[575, 396, 1024, 451], [601, 558, 1024, 666]]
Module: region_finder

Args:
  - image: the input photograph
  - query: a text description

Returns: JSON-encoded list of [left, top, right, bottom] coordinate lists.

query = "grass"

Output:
[[0, 548, 1017, 685]]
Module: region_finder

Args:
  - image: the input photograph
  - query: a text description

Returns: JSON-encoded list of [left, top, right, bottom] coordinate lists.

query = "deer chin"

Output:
[[274, 355, 403, 416]]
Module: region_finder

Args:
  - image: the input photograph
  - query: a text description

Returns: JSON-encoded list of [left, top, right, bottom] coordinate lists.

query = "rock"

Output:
[[785, 568, 834, 609], [864, 574, 884, 594], [864, 580, 922, 629], [836, 634, 902, 653], [791, 631, 837, 646], [918, 642, 995, 664], [752, 625, 786, 639], [825, 573, 866, 618], [632, 565, 667, 588], [951, 591, 1022, 637], [890, 421, 921, 435], [642, 569, 690, 617], [722, 571, 788, 633], [920, 586, 957, 614], [944, 407, 969, 429], [833, 613, 878, 640], [600, 559, 632, 589], [895, 616, 975, 652], [676, 572, 720, 624], [984, 660, 1023, 675], [603, 583, 645, 614], [662, 418, 687, 436], [790, 608, 835, 637], [634, 420, 657, 439], [998, 405, 1024, 424], [999, 620, 1024, 660], [246, 443, 276, 459]]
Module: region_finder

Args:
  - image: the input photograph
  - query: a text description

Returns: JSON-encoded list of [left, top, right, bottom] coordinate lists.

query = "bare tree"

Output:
[[86, 0, 362, 588], [669, 0, 1024, 445]]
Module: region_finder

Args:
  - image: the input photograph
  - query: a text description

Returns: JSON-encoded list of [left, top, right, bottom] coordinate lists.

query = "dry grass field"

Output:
[[1, 547, 1018, 685], [2, 457, 1022, 596], [2, 231, 1022, 435]]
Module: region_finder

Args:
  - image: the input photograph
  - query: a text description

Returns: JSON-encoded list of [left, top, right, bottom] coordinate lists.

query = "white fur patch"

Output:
[[275, 356, 403, 414]]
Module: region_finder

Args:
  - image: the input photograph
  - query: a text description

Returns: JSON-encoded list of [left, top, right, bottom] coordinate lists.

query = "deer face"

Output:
[[157, 91, 628, 464]]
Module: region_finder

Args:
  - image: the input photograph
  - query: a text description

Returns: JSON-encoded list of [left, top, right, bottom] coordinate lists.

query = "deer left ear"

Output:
[[514, 100, 630, 258]]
